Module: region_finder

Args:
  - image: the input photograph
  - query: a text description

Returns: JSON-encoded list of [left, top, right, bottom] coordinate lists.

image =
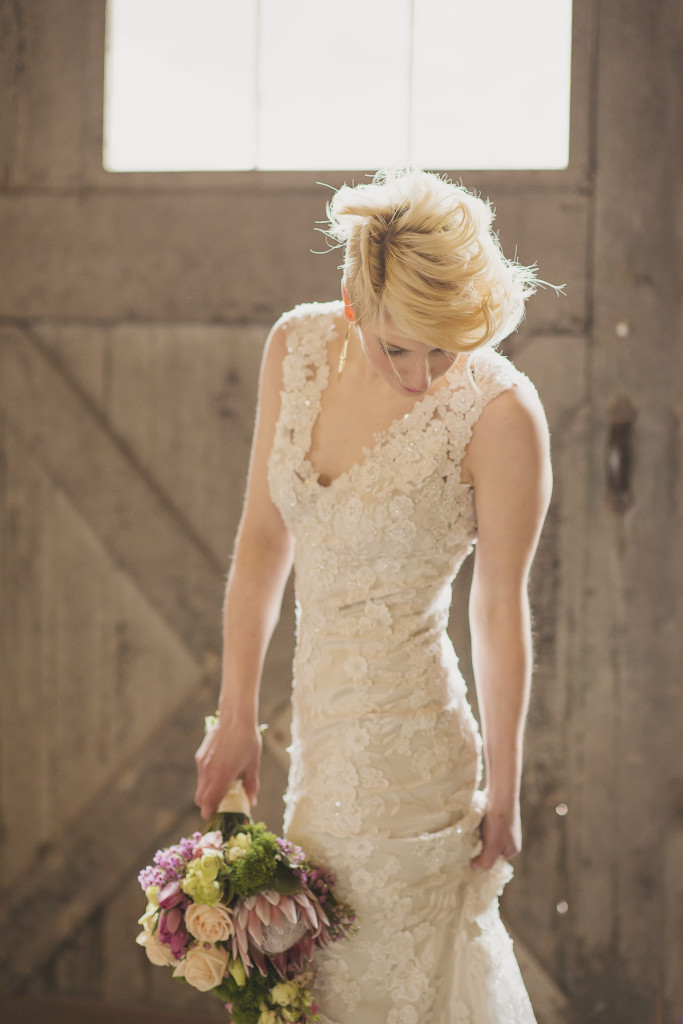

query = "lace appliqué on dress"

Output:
[[268, 302, 538, 1024]]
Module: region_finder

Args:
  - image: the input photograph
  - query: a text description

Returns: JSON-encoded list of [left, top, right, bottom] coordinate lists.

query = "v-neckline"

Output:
[[306, 387, 444, 492], [300, 313, 470, 493]]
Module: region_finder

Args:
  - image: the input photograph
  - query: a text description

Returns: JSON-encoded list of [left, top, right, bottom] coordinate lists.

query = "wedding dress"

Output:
[[268, 301, 537, 1024]]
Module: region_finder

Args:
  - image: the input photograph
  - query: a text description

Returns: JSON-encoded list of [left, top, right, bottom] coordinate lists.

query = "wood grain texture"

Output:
[[4, 0, 92, 188], [566, 0, 683, 1020], [1, 0, 680, 1018], [0, 326, 224, 654], [0, 426, 198, 875]]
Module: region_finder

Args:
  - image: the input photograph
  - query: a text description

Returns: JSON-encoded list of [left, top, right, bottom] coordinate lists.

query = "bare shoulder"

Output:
[[462, 376, 551, 489], [477, 376, 549, 449]]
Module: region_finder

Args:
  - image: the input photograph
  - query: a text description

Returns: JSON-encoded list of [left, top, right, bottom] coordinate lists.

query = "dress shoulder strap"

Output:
[[275, 302, 340, 409], [279, 301, 341, 356], [467, 347, 535, 409]]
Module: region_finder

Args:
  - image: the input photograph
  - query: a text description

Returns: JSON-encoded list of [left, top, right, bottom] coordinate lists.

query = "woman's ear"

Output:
[[341, 282, 355, 323]]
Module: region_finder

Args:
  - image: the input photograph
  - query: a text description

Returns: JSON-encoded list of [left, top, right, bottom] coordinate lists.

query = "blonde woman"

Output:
[[195, 168, 551, 1023]]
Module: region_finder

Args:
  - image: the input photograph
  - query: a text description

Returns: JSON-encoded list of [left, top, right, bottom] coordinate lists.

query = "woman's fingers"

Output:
[[471, 811, 521, 870], [194, 722, 263, 817], [242, 763, 261, 807]]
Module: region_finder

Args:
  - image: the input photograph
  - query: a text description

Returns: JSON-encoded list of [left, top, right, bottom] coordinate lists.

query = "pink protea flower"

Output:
[[230, 889, 332, 978]]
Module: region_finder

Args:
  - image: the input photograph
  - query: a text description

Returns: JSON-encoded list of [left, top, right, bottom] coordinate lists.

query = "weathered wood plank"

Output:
[[663, 828, 683, 1019], [568, 0, 683, 1019], [6, 0, 95, 188], [0, 326, 224, 657], [0, 680, 211, 990], [0, 0, 22, 187], [0, 322, 298, 982], [35, 318, 298, 722], [0, 994, 212, 1024], [35, 322, 265, 564], [0, 419, 53, 873], [0, 191, 586, 330], [107, 323, 262, 564]]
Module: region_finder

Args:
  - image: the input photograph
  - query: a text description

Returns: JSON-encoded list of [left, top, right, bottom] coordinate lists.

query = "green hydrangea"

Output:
[[227, 824, 280, 898], [215, 969, 273, 1024]]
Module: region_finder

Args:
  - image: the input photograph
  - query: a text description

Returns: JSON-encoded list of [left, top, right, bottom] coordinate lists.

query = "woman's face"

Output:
[[357, 319, 459, 397]]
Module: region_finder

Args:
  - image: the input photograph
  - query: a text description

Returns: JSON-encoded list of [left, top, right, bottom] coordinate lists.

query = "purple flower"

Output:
[[158, 907, 190, 960], [276, 837, 306, 865], [158, 880, 184, 909], [138, 833, 203, 894]]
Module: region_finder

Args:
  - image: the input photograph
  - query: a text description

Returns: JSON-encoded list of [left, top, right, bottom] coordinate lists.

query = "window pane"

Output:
[[258, 0, 412, 170], [411, 0, 572, 168], [104, 0, 258, 171], [104, 0, 572, 172]]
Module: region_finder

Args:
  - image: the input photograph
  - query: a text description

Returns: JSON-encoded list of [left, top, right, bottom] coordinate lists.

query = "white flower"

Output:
[[226, 831, 252, 862], [343, 655, 368, 680], [344, 496, 364, 523], [257, 1011, 279, 1024], [173, 942, 229, 992], [270, 980, 300, 1006], [135, 925, 176, 967], [388, 1005, 420, 1024], [349, 868, 374, 894], [185, 903, 235, 943]]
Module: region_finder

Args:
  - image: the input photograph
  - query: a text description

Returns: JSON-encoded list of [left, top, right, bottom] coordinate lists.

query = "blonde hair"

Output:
[[325, 168, 538, 353]]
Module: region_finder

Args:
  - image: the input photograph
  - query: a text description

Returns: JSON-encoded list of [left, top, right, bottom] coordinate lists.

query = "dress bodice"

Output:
[[268, 300, 529, 634]]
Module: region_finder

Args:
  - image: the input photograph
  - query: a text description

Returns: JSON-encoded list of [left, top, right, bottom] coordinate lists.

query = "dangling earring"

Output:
[[337, 324, 351, 382]]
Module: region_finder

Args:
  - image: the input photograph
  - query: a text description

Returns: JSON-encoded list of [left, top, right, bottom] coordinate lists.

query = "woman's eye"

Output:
[[385, 348, 404, 357]]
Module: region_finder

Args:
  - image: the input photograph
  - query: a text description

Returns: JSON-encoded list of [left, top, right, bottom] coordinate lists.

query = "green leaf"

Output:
[[221, 876, 235, 903], [270, 860, 302, 895], [212, 982, 234, 1001]]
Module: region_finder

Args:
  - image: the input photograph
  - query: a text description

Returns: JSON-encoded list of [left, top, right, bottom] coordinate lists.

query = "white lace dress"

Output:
[[268, 301, 537, 1024]]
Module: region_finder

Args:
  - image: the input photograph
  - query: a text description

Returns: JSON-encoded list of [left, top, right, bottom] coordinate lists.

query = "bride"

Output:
[[194, 168, 551, 1023]]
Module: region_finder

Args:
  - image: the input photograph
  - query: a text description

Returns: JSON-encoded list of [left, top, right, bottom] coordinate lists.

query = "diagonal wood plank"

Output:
[[0, 682, 210, 990], [0, 325, 231, 987], [0, 324, 224, 658]]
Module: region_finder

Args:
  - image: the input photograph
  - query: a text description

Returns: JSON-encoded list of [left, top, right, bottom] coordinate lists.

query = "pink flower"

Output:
[[229, 889, 332, 978], [158, 907, 190, 959], [158, 880, 184, 909], [192, 831, 224, 858]]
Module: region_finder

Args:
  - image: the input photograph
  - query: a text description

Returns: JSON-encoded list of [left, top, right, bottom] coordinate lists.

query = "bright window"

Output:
[[104, 0, 573, 172]]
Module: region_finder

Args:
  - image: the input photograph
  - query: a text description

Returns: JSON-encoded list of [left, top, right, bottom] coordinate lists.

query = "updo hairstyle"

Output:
[[326, 168, 538, 352]]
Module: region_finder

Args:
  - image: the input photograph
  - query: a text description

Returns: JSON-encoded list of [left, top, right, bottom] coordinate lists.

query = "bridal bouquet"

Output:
[[136, 771, 355, 1024]]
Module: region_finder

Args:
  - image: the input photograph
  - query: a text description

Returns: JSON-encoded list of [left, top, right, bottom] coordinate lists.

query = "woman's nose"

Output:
[[404, 357, 431, 391]]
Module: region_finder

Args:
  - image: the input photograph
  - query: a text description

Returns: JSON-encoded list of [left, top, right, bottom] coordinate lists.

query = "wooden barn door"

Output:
[[1, 1, 680, 1021]]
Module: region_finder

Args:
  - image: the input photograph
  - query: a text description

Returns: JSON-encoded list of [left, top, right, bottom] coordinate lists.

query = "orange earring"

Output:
[[337, 324, 351, 382]]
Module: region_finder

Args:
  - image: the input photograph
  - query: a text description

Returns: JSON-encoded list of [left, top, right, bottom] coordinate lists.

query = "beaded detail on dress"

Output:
[[268, 301, 537, 1024]]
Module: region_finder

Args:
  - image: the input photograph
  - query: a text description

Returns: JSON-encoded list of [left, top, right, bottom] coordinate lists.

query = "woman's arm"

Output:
[[462, 379, 552, 869], [194, 319, 294, 819]]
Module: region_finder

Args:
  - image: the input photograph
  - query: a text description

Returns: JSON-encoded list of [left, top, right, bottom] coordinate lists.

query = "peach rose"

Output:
[[173, 942, 229, 992], [185, 902, 235, 943]]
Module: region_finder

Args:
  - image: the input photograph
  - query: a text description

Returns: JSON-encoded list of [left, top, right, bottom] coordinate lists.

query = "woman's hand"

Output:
[[194, 715, 262, 820], [471, 795, 522, 870]]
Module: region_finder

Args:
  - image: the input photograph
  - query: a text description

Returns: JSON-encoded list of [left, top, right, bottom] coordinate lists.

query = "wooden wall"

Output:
[[0, 2, 680, 1021]]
